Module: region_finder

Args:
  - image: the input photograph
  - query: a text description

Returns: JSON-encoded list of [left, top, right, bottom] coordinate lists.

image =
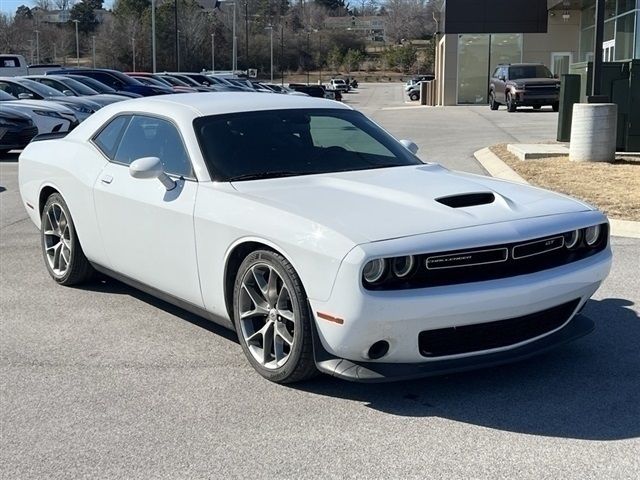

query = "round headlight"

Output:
[[363, 259, 386, 284], [564, 230, 580, 249], [584, 225, 601, 246], [392, 255, 415, 278]]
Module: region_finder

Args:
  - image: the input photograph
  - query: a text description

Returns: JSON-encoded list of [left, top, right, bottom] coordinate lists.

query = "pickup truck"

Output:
[[1, 54, 61, 77]]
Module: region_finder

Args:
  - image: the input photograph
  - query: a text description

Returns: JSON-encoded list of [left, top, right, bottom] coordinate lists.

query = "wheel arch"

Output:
[[38, 184, 61, 219], [222, 238, 301, 321]]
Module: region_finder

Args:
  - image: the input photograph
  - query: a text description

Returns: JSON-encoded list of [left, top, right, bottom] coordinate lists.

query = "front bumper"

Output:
[[514, 91, 559, 105], [313, 313, 594, 382]]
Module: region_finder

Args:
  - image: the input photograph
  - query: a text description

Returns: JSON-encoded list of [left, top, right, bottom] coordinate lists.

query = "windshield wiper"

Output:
[[228, 171, 301, 182]]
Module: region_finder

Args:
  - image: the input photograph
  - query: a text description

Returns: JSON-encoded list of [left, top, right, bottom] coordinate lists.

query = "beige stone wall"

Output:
[[522, 10, 581, 67], [436, 34, 460, 106]]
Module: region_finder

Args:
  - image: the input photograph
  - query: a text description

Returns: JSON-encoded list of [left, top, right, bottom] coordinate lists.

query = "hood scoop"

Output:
[[436, 192, 495, 208]]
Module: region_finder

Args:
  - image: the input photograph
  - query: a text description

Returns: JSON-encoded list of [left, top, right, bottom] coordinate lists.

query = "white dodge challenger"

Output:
[[18, 92, 612, 383]]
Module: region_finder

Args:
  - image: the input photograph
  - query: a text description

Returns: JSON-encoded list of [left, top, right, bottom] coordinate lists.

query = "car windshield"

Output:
[[69, 76, 117, 93], [194, 109, 422, 181], [18, 78, 64, 97], [0, 90, 16, 100], [54, 77, 98, 95], [509, 65, 554, 79]]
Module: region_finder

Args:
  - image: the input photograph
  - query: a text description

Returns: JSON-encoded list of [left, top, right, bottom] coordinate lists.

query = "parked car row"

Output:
[[1, 65, 348, 154]]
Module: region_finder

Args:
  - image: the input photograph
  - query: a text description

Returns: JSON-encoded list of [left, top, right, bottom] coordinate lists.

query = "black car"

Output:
[[288, 84, 342, 102], [49, 69, 173, 97], [0, 107, 38, 154], [489, 63, 560, 112], [61, 75, 141, 98]]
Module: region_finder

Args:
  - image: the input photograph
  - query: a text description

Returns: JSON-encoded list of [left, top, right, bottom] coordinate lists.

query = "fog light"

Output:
[[368, 340, 390, 360], [585, 225, 601, 246]]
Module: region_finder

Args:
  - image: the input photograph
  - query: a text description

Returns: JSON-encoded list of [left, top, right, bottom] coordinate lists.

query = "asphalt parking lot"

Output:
[[1, 84, 639, 479]]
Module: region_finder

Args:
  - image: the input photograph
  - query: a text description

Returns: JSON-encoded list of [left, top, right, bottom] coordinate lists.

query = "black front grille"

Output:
[[418, 299, 580, 357], [0, 126, 38, 148], [365, 224, 608, 290]]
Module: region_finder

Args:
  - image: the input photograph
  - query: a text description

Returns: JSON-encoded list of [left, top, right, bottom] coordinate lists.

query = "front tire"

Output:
[[409, 92, 419, 101], [233, 250, 317, 384], [506, 92, 517, 112], [489, 91, 499, 110], [41, 193, 94, 285]]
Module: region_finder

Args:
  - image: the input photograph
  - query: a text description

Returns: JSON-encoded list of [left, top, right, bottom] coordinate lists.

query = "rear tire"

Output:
[[506, 92, 517, 112], [41, 193, 94, 286], [233, 250, 317, 384], [409, 92, 419, 101]]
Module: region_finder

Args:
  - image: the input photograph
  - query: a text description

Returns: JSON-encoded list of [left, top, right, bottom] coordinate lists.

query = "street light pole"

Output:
[[151, 0, 157, 73], [211, 33, 215, 72], [132, 37, 136, 71], [306, 31, 310, 85], [73, 20, 80, 67], [232, 2, 237, 71], [280, 23, 284, 86], [270, 26, 273, 82], [91, 35, 95, 67], [175, 0, 179, 71], [34, 30, 40, 64], [244, 0, 249, 70]]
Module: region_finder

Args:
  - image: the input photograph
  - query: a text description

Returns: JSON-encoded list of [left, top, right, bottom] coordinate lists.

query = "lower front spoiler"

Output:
[[312, 314, 594, 383]]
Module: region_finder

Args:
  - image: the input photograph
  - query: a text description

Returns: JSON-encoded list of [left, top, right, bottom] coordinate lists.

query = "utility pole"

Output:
[[73, 20, 80, 66], [269, 26, 273, 82], [92, 35, 95, 67], [151, 0, 157, 73], [174, 0, 179, 71], [34, 30, 40, 64], [132, 37, 136, 71]]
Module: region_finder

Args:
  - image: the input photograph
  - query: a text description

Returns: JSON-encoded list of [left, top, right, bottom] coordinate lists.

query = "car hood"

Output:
[[85, 94, 127, 106], [0, 106, 32, 121], [44, 95, 101, 110], [3, 99, 75, 114], [231, 165, 592, 243]]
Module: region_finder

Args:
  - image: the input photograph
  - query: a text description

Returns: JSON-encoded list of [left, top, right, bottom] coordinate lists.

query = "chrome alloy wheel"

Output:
[[239, 263, 296, 369], [43, 202, 72, 277]]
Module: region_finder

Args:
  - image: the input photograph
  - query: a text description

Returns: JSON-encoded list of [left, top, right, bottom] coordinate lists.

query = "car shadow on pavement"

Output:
[[0, 152, 20, 162], [297, 297, 640, 441], [78, 275, 240, 344]]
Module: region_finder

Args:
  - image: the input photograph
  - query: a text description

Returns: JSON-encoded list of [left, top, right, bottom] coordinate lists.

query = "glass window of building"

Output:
[[615, 11, 637, 59], [457, 34, 521, 105]]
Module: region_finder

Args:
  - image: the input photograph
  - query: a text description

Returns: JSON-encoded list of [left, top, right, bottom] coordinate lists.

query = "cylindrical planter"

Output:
[[569, 103, 617, 162]]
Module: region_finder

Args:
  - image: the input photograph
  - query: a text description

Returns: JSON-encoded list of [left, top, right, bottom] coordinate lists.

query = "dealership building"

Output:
[[434, 0, 640, 105]]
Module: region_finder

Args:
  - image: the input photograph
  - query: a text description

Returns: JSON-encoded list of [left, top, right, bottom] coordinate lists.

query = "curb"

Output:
[[473, 147, 640, 239]]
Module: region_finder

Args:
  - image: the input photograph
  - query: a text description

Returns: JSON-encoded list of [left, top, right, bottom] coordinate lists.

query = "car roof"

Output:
[[126, 92, 350, 116], [498, 63, 544, 67]]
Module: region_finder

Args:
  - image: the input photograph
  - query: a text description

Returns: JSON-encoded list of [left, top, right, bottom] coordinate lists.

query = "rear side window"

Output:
[[93, 116, 131, 159]]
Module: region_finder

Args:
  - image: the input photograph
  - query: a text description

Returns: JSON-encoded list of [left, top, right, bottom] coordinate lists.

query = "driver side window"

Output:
[[113, 115, 193, 178]]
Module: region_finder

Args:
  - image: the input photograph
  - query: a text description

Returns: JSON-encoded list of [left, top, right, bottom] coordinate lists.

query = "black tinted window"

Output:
[[194, 109, 422, 181], [509, 65, 553, 79], [94, 116, 130, 159], [114, 115, 192, 177], [90, 72, 121, 89]]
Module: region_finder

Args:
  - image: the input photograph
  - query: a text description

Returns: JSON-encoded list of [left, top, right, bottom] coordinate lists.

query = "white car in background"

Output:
[[18, 93, 611, 383], [0, 90, 78, 134]]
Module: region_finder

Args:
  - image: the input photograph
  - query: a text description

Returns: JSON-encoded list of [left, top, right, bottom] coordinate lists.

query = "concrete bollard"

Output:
[[569, 103, 617, 162]]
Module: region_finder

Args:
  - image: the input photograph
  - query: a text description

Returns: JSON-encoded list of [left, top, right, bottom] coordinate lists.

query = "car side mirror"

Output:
[[554, 73, 560, 79], [18, 93, 33, 99], [499, 76, 506, 82], [129, 156, 176, 191], [62, 89, 74, 96], [399, 139, 419, 154]]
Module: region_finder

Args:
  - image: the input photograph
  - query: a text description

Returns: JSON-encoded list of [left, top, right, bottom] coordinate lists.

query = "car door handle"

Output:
[[101, 175, 113, 184]]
